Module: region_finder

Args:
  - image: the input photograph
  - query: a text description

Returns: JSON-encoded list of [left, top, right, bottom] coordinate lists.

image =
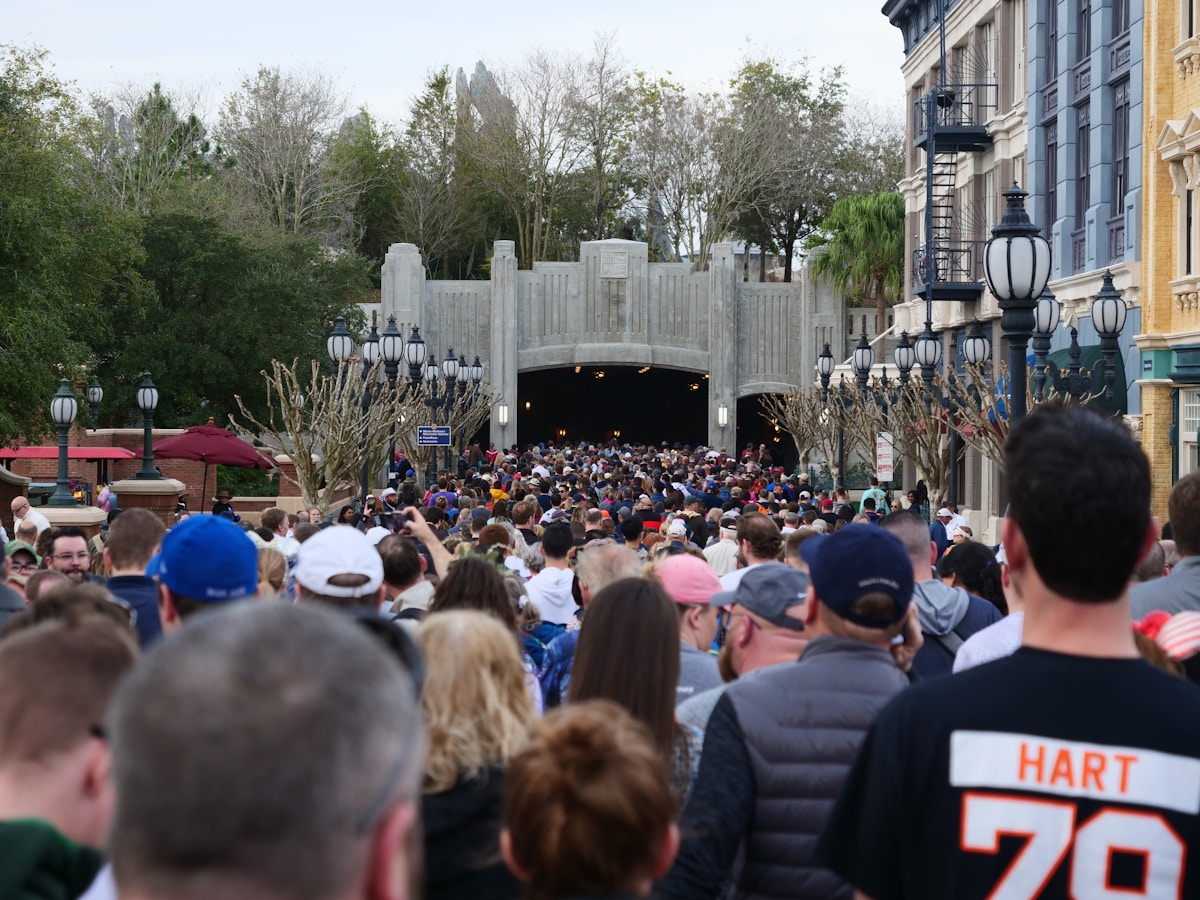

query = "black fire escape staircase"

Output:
[[912, 78, 997, 302]]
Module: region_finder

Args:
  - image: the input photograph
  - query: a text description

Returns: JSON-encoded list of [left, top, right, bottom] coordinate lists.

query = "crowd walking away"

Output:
[[3, 415, 1200, 900]]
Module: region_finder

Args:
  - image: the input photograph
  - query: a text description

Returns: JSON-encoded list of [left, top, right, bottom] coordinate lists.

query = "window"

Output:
[[1077, 0, 1091, 62], [980, 21, 996, 86], [1113, 0, 1130, 35], [983, 170, 996, 238], [1045, 123, 1058, 232], [1013, 0, 1026, 104], [1112, 80, 1130, 207], [1075, 107, 1090, 222], [1188, 0, 1196, 40], [1182, 388, 1200, 476], [1012, 153, 1026, 189], [1188, 189, 1195, 275], [1047, 0, 1059, 81]]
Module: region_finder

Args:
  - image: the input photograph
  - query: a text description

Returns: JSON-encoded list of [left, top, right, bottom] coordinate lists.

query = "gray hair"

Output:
[[109, 603, 423, 900], [575, 544, 643, 595]]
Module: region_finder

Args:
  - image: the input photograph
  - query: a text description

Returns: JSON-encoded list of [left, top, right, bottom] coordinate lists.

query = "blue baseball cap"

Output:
[[156, 515, 258, 602], [799, 525, 913, 628]]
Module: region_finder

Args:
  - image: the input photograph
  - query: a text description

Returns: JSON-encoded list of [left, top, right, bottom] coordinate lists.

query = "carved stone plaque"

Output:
[[600, 250, 628, 279]]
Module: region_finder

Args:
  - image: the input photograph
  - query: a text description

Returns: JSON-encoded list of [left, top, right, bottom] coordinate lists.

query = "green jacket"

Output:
[[0, 819, 103, 900]]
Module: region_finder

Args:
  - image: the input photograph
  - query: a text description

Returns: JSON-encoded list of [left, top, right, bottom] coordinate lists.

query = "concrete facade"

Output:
[[379, 240, 849, 450]]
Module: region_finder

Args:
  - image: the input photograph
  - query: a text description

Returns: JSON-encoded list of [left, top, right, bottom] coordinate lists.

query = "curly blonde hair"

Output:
[[416, 610, 534, 793]]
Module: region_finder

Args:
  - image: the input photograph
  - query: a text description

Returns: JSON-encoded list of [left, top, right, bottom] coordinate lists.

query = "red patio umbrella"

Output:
[[153, 420, 276, 508]]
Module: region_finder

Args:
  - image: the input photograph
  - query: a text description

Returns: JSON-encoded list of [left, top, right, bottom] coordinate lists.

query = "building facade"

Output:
[[1145, 0, 1200, 515]]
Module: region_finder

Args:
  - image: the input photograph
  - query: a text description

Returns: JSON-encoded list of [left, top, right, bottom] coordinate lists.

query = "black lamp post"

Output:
[[1031, 271, 1127, 404], [86, 378, 103, 431], [404, 325, 428, 387], [134, 372, 161, 480], [359, 323, 381, 504], [835, 377, 849, 491], [894, 331, 916, 380], [327, 315, 355, 378], [817, 343, 835, 402], [915, 324, 943, 408], [47, 379, 78, 507], [1031, 287, 1060, 402], [851, 331, 875, 391], [982, 183, 1052, 428]]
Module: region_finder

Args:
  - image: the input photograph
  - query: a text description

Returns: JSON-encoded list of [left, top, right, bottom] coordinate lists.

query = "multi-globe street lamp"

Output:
[[1031, 273, 1128, 404]]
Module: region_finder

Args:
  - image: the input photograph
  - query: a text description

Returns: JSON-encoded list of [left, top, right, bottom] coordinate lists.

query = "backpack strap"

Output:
[[930, 629, 965, 656]]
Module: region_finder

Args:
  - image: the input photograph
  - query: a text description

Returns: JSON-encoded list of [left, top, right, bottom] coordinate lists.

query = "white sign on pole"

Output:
[[876, 431, 895, 482]]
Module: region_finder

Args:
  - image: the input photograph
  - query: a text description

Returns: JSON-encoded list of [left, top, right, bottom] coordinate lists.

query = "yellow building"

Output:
[[1144, 0, 1200, 518]]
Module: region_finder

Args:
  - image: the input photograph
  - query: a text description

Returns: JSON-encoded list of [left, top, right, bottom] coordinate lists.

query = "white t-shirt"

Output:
[[952, 611, 1024, 673]]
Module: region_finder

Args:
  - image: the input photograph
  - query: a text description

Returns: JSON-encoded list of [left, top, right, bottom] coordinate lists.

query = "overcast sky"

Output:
[[7, 0, 906, 124]]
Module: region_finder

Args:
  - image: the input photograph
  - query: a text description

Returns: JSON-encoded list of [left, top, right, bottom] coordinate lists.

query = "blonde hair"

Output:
[[257, 547, 287, 597], [417, 610, 534, 793]]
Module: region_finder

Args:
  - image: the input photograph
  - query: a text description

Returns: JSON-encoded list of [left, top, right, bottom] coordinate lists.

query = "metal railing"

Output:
[[911, 240, 984, 288], [913, 82, 999, 137]]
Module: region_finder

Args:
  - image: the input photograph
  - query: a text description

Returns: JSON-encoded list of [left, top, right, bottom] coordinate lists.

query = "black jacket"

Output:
[[423, 768, 521, 900]]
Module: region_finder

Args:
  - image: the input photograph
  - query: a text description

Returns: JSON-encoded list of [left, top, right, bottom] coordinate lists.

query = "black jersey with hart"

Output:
[[816, 647, 1200, 900]]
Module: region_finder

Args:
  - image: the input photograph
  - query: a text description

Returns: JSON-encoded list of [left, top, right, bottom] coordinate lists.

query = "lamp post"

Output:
[[1030, 271, 1128, 404], [1031, 287, 1060, 402], [404, 326, 428, 386], [327, 315, 355, 379], [894, 331, 916, 381], [379, 316, 405, 488], [983, 183, 1052, 428], [358, 323, 381, 504], [135, 372, 161, 480], [47, 379, 78, 507], [817, 343, 835, 402], [86, 378, 103, 431]]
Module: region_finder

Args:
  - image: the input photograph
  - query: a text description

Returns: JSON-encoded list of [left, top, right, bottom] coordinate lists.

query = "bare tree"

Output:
[[759, 386, 847, 477], [572, 33, 633, 241], [393, 68, 472, 277], [460, 52, 588, 268], [81, 82, 214, 213], [216, 66, 362, 241]]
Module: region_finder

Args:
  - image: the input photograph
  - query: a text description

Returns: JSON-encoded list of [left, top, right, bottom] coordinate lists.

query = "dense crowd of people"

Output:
[[2, 404, 1200, 899]]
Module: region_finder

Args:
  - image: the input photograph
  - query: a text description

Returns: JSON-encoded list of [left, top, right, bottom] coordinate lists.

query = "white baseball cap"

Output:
[[294, 527, 384, 599]]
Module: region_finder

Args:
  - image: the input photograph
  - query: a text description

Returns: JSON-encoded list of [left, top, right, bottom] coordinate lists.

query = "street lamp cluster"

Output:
[[326, 314, 489, 494], [46, 370, 160, 509]]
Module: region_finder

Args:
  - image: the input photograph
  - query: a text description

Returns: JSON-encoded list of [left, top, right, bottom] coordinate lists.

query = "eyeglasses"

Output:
[[52, 552, 91, 562], [11, 561, 37, 573], [715, 608, 763, 646]]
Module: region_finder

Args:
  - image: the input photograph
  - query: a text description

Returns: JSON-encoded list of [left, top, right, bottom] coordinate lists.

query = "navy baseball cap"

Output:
[[712, 562, 809, 631], [155, 514, 258, 602], [799, 525, 913, 628]]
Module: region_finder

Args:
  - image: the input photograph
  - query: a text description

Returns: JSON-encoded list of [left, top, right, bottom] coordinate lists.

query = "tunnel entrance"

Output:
[[735, 395, 797, 473], [517, 366, 709, 448]]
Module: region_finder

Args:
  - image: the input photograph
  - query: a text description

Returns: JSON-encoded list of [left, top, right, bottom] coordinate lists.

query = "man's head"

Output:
[[6, 540, 40, 578], [377, 535, 424, 593], [155, 515, 259, 628], [260, 507, 288, 537], [712, 561, 810, 678], [540, 522, 574, 561], [935, 507, 954, 526], [108, 602, 424, 900], [1167, 471, 1200, 558], [575, 544, 643, 606], [0, 614, 138, 847], [48, 527, 91, 583], [735, 513, 783, 564], [1005, 405, 1152, 602], [294, 526, 385, 609], [800, 525, 913, 641], [619, 515, 645, 544], [9, 496, 32, 525], [104, 508, 165, 573], [214, 489, 233, 504], [880, 509, 938, 577]]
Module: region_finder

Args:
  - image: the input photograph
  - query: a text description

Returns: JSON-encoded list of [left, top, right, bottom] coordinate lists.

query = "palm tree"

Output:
[[809, 191, 904, 333]]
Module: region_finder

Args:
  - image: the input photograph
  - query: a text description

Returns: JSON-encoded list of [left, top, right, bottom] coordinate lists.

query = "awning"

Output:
[[0, 447, 136, 460]]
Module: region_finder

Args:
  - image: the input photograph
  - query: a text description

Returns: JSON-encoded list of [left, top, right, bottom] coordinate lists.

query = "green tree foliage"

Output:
[[809, 191, 905, 332], [91, 212, 370, 428], [0, 45, 151, 442]]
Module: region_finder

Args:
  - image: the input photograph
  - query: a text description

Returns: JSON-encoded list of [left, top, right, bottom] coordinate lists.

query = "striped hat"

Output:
[[1155, 611, 1200, 662]]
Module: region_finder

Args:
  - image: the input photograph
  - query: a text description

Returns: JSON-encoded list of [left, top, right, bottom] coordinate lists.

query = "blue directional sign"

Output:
[[417, 426, 452, 447]]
